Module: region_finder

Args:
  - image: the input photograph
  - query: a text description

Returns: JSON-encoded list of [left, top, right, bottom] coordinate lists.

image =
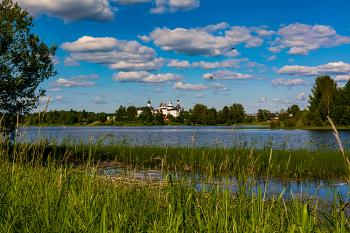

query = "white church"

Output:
[[137, 99, 181, 117]]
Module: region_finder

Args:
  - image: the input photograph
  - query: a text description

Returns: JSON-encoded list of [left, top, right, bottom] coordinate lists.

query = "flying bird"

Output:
[[229, 47, 235, 51]]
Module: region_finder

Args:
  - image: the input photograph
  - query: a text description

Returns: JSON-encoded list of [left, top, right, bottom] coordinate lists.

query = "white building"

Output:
[[137, 99, 181, 117]]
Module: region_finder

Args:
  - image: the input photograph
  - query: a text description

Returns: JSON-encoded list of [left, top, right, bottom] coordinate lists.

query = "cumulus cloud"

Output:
[[277, 61, 350, 77], [140, 82, 172, 86], [90, 97, 106, 104], [142, 25, 265, 57], [173, 82, 228, 91], [296, 92, 306, 100], [155, 88, 164, 92], [192, 58, 248, 69], [259, 97, 267, 103], [150, 0, 200, 14], [61, 36, 119, 53], [271, 78, 309, 87], [128, 100, 133, 104], [49, 74, 100, 88], [267, 55, 276, 61], [15, 0, 116, 23], [99, 93, 108, 97], [203, 70, 254, 80], [111, 0, 151, 5], [195, 94, 205, 98], [64, 57, 81, 66], [288, 58, 295, 63], [39, 95, 69, 104], [112, 71, 184, 83], [66, 38, 162, 71], [50, 55, 60, 65], [46, 88, 62, 92], [271, 23, 350, 55], [196, 22, 230, 33], [267, 45, 286, 53], [250, 26, 275, 37], [334, 75, 350, 82], [167, 59, 191, 69], [273, 99, 281, 102]]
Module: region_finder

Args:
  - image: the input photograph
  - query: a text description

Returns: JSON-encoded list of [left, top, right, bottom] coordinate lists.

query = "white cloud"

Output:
[[46, 88, 62, 92], [111, 0, 151, 5], [296, 92, 306, 100], [203, 70, 254, 80], [90, 97, 106, 104], [150, 0, 200, 14], [140, 82, 172, 86], [175, 93, 186, 98], [288, 58, 295, 63], [273, 99, 281, 102], [39, 95, 69, 104], [277, 61, 350, 77], [334, 75, 350, 82], [196, 22, 230, 33], [112, 71, 184, 83], [272, 23, 350, 55], [173, 82, 228, 91], [241, 82, 247, 85], [128, 100, 133, 104], [61, 36, 118, 53], [67, 39, 161, 71], [50, 55, 60, 65], [195, 94, 204, 98], [99, 93, 108, 97], [64, 57, 81, 66], [155, 88, 164, 92], [250, 26, 275, 37], [246, 69, 254, 73], [142, 25, 265, 57], [267, 55, 276, 61], [259, 97, 267, 103], [167, 59, 191, 69], [74, 92, 86, 95], [259, 67, 267, 73], [192, 58, 248, 69], [15, 0, 116, 23], [49, 74, 99, 88], [267, 45, 285, 53], [271, 78, 309, 87]]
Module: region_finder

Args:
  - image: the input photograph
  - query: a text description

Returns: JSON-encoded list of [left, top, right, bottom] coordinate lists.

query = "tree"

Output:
[[257, 109, 270, 122], [190, 104, 208, 125], [114, 105, 126, 121], [1, 0, 57, 136], [229, 103, 245, 123], [155, 110, 164, 125], [308, 75, 337, 124], [126, 106, 137, 122]]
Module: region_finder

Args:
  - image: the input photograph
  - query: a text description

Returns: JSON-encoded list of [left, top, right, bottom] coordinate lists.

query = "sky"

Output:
[[13, 0, 350, 114]]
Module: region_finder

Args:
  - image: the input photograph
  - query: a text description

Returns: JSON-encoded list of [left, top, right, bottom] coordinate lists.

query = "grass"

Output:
[[1, 134, 350, 232]]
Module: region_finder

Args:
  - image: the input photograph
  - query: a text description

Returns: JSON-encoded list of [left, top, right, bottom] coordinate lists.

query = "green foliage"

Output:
[[114, 105, 126, 121], [229, 103, 245, 123], [0, 0, 57, 135], [155, 110, 164, 125], [190, 104, 208, 124], [138, 107, 153, 124], [257, 109, 270, 122], [284, 118, 296, 127]]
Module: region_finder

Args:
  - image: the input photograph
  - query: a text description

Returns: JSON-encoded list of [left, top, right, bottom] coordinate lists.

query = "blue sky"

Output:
[[15, 0, 350, 113]]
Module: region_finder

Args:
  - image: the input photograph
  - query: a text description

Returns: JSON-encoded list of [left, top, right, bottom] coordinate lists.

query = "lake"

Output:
[[21, 125, 350, 150]]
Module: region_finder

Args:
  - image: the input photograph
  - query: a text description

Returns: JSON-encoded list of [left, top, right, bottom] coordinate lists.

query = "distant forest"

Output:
[[20, 75, 350, 127]]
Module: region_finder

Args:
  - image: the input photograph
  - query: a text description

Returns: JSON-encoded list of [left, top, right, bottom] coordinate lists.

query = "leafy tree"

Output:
[[257, 109, 270, 122], [115, 105, 126, 121], [229, 103, 245, 123], [155, 110, 164, 125], [96, 112, 107, 123], [206, 108, 217, 125], [138, 107, 153, 124], [290, 105, 301, 117], [1, 0, 57, 136], [309, 75, 337, 123], [191, 104, 207, 124], [217, 106, 229, 124], [177, 108, 188, 124], [126, 106, 137, 122]]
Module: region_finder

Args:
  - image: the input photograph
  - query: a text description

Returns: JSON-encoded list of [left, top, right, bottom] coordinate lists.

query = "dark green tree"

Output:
[[138, 107, 153, 124], [155, 110, 164, 125], [190, 104, 207, 124], [206, 108, 217, 125], [126, 106, 137, 122], [115, 105, 126, 121], [257, 109, 270, 122], [0, 0, 57, 136], [229, 103, 245, 123], [309, 75, 337, 124]]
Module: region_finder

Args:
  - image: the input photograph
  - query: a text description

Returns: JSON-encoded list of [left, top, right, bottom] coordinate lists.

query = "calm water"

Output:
[[21, 125, 350, 150]]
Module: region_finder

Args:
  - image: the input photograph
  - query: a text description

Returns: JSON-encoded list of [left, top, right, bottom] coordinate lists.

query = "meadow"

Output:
[[1, 118, 350, 232]]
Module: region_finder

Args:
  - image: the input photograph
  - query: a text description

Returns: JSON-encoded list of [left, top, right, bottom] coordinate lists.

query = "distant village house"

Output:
[[137, 99, 181, 117]]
